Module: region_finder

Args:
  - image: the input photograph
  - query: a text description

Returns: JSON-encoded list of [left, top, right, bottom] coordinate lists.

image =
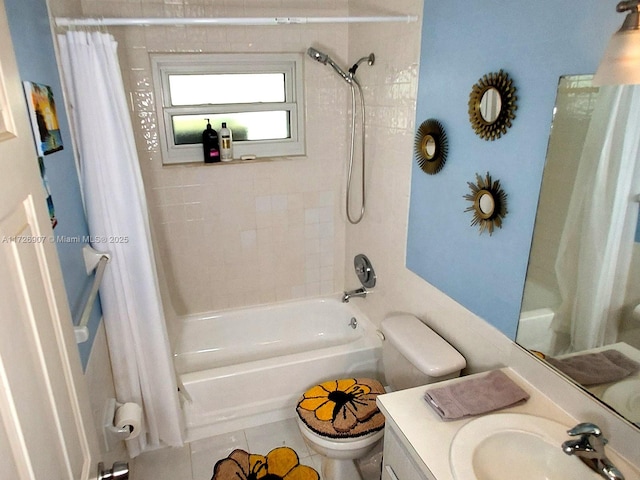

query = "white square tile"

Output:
[[255, 195, 272, 213], [291, 284, 307, 298], [304, 208, 320, 225], [318, 207, 333, 223], [305, 282, 321, 296], [320, 281, 335, 296], [244, 418, 311, 458], [240, 229, 257, 249], [271, 194, 288, 212], [318, 191, 334, 207], [305, 223, 320, 240], [131, 445, 191, 480]]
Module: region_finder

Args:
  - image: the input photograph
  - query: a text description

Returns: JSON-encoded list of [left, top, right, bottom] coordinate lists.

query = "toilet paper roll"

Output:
[[114, 402, 143, 440]]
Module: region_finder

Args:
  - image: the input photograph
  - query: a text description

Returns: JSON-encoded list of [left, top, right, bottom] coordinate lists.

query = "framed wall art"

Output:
[[23, 81, 64, 155]]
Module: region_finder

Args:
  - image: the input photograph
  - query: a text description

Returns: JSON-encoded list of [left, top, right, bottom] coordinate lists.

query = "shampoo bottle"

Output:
[[220, 122, 233, 162], [202, 119, 220, 163]]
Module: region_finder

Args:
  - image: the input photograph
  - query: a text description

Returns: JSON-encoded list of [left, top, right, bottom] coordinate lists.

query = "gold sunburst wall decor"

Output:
[[464, 172, 508, 235], [468, 70, 517, 141], [414, 119, 449, 175]]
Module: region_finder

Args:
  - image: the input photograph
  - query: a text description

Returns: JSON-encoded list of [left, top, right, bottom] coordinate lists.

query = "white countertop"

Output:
[[376, 367, 639, 480], [559, 342, 640, 424]]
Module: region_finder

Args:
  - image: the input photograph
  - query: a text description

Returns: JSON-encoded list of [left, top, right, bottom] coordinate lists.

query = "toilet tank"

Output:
[[381, 314, 466, 391]]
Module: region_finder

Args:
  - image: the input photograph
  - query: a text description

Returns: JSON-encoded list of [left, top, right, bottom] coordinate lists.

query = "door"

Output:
[[0, 1, 100, 478]]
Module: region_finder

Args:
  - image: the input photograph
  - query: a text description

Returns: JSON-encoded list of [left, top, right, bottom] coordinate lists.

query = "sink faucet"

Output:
[[562, 423, 625, 480], [342, 287, 368, 303]]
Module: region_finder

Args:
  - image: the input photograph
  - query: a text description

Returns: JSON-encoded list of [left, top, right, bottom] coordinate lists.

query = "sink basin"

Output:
[[602, 378, 640, 423], [450, 413, 601, 480]]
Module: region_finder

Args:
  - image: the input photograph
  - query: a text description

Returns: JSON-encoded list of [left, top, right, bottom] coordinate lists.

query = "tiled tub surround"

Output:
[[75, 0, 354, 317], [68, 0, 423, 325]]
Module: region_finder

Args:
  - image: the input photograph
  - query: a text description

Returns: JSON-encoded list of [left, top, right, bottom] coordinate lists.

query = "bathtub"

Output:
[[517, 308, 556, 353], [173, 297, 382, 441], [517, 279, 561, 354]]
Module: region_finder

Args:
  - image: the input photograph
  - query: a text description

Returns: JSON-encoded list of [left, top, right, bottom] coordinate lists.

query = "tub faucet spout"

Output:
[[342, 287, 368, 303]]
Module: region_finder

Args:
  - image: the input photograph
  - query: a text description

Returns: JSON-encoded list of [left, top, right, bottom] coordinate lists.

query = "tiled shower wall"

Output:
[[74, 0, 355, 316], [345, 0, 423, 299]]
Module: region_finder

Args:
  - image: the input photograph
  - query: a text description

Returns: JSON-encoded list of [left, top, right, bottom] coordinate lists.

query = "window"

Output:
[[151, 53, 305, 164]]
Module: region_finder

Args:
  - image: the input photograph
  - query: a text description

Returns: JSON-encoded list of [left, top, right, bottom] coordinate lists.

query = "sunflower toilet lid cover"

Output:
[[296, 378, 385, 438]]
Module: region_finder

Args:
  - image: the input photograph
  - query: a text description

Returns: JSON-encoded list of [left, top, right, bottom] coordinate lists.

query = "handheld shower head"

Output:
[[306, 46, 374, 224], [307, 47, 329, 65], [306, 47, 352, 84]]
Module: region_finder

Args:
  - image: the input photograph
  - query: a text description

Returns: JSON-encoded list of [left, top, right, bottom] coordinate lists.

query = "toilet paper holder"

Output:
[[103, 398, 133, 451]]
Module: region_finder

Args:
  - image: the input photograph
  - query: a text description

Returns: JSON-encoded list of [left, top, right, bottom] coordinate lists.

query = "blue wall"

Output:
[[408, 1, 621, 338], [5, 0, 100, 369]]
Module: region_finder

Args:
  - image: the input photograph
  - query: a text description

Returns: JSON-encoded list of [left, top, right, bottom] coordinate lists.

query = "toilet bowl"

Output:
[[297, 417, 384, 479], [295, 313, 466, 480], [295, 377, 386, 480]]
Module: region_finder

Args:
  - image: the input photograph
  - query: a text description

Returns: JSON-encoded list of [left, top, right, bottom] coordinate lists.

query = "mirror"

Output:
[[468, 70, 517, 141], [414, 118, 449, 175], [517, 75, 640, 426], [478, 192, 495, 217], [464, 172, 508, 235], [423, 135, 437, 158], [479, 87, 502, 123]]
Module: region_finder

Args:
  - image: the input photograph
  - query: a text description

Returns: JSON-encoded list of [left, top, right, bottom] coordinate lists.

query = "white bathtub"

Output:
[[517, 308, 556, 353], [517, 279, 561, 354], [173, 297, 382, 441]]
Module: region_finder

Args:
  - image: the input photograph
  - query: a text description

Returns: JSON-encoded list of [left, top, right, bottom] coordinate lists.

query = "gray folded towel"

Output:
[[423, 370, 529, 421], [546, 349, 640, 386]]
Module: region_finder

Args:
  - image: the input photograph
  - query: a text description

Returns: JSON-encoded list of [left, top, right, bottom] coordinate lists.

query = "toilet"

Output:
[[296, 313, 466, 480]]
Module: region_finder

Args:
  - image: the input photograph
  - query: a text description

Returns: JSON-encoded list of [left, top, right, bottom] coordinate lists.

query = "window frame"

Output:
[[151, 53, 305, 164]]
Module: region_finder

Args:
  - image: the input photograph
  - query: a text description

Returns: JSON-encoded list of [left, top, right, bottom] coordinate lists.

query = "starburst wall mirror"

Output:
[[464, 172, 508, 235], [468, 70, 517, 141], [414, 119, 449, 175]]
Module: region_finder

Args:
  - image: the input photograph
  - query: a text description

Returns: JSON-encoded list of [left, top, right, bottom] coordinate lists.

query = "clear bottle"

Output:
[[202, 119, 220, 163], [220, 122, 233, 162]]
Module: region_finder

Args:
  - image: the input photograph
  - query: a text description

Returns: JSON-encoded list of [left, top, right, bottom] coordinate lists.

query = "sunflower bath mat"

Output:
[[211, 446, 319, 480]]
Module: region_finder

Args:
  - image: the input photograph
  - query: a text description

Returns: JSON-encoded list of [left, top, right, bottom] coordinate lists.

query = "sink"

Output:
[[602, 379, 640, 423], [449, 413, 601, 480]]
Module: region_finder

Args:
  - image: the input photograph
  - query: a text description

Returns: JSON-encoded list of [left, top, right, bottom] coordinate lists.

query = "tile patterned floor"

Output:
[[131, 417, 383, 479], [131, 418, 323, 480]]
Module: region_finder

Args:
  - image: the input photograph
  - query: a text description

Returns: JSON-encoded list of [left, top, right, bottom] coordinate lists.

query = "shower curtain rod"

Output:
[[55, 15, 418, 28]]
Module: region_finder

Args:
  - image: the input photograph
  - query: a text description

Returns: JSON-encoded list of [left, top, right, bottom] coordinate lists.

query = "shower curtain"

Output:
[[554, 84, 640, 353], [58, 31, 183, 456]]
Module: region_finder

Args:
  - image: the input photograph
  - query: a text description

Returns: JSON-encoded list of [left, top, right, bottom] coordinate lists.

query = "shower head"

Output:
[[307, 47, 329, 65], [306, 47, 352, 84]]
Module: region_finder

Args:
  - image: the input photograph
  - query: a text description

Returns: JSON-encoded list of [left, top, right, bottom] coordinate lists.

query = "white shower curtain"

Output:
[[554, 84, 640, 353], [58, 31, 183, 456]]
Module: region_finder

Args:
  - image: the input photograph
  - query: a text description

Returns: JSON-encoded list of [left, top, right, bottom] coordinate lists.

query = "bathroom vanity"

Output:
[[376, 368, 640, 480], [381, 422, 433, 480]]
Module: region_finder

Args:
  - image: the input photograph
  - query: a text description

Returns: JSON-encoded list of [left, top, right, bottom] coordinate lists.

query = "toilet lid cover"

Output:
[[296, 378, 385, 438]]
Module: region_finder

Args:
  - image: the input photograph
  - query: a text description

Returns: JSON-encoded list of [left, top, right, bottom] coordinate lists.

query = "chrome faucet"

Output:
[[342, 287, 368, 303], [562, 423, 625, 480]]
